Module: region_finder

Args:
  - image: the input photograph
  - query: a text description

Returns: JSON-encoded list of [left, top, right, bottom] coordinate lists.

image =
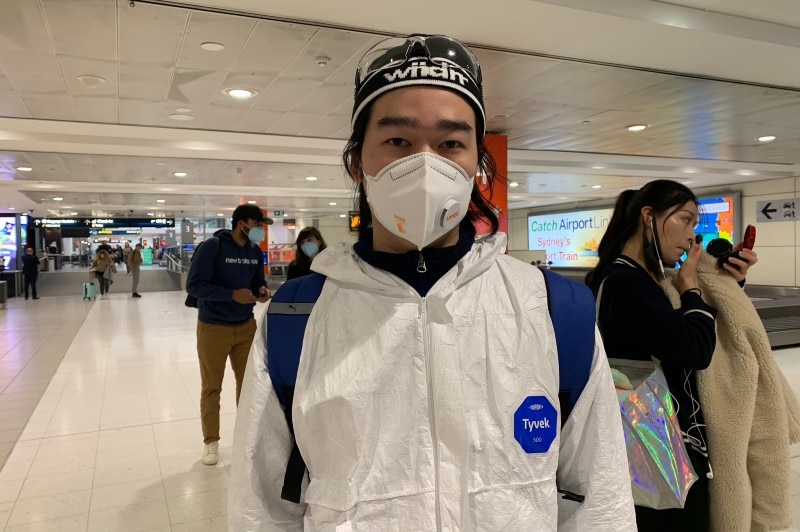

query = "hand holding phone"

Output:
[[706, 225, 756, 270]]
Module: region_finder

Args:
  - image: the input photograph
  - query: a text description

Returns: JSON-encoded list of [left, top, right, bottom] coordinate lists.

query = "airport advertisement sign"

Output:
[[527, 208, 613, 267]]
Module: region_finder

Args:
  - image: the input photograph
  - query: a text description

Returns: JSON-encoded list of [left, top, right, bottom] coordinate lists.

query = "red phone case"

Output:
[[742, 225, 756, 250]]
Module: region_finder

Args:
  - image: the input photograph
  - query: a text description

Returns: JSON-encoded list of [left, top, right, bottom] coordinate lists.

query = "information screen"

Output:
[[527, 208, 613, 267], [0, 216, 17, 269], [696, 195, 737, 244]]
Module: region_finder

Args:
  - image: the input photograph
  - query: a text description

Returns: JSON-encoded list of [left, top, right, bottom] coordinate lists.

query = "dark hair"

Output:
[[585, 180, 698, 289], [292, 227, 328, 271], [231, 204, 265, 228], [342, 100, 501, 238]]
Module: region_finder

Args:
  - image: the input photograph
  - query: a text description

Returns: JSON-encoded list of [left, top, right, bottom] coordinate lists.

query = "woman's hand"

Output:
[[676, 236, 703, 294], [723, 244, 757, 282]]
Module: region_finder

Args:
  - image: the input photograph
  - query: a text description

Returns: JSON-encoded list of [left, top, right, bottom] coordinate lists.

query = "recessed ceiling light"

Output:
[[315, 55, 331, 67], [283, 213, 289, 217], [174, 107, 192, 113], [591, 165, 605, 170], [247, 200, 257, 204], [8, 207, 15, 210], [757, 135, 776, 142], [168, 114, 194, 121], [156, 199, 165, 203], [16, 166, 32, 172], [173, 172, 187, 177], [681, 167, 698, 174], [222, 88, 258, 99], [592, 184, 602, 189], [77, 75, 106, 87], [508, 181, 519, 188], [305, 176, 318, 181], [200, 42, 225, 52], [735, 169, 755, 176], [627, 124, 648, 132], [329, 202, 337, 206]]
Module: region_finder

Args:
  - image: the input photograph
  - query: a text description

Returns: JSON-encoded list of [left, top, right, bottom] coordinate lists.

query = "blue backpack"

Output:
[[267, 268, 595, 504]]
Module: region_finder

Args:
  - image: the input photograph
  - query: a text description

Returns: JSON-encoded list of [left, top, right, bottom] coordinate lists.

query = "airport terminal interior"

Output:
[[1, 0, 800, 530]]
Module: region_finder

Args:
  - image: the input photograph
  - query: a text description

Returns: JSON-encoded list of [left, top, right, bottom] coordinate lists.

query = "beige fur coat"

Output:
[[661, 253, 800, 532]]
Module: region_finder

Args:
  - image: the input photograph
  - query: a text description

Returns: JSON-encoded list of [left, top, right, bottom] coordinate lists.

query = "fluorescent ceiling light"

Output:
[[200, 42, 225, 52], [223, 88, 258, 99], [217, 213, 224, 217], [16, 166, 32, 172], [156, 199, 165, 203], [77, 75, 106, 87], [147, 212, 154, 216], [70, 212, 78, 215], [735, 169, 755, 176], [508, 181, 519, 188], [329, 202, 337, 206], [53, 197, 63, 201], [757, 135, 776, 142], [592, 185, 602, 189], [681, 167, 698, 174], [173, 172, 188, 177], [305, 176, 318, 181], [627, 124, 648, 132], [591, 165, 605, 170], [299, 209, 308, 212], [339, 214, 346, 218], [247, 200, 257, 204]]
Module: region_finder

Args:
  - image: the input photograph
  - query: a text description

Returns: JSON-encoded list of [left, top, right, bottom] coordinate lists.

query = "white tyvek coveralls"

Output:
[[229, 234, 635, 531]]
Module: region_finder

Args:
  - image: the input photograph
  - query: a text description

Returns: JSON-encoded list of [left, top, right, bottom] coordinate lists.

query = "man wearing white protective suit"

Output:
[[228, 33, 635, 531]]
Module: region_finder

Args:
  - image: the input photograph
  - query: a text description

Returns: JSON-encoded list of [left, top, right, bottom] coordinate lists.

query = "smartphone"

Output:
[[719, 224, 756, 269]]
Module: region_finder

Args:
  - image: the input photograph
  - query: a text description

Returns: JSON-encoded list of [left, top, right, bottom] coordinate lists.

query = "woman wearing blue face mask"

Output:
[[287, 227, 327, 281]]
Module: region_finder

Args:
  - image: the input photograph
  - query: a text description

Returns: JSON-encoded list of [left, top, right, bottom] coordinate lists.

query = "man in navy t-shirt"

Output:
[[186, 204, 272, 466]]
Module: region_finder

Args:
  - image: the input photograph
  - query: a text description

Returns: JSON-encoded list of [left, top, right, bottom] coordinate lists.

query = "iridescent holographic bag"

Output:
[[609, 358, 698, 510]]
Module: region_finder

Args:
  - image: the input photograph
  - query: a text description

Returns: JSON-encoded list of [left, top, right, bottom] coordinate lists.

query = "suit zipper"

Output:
[[420, 297, 441, 531]]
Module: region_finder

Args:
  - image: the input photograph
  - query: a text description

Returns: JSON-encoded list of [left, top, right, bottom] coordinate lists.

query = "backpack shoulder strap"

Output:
[[266, 272, 326, 504], [541, 268, 595, 427]]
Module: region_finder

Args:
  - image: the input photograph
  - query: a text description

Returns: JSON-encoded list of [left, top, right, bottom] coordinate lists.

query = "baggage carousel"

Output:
[[748, 285, 800, 348]]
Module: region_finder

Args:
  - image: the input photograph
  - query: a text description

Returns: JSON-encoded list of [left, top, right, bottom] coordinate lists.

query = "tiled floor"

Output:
[[0, 292, 263, 531], [0, 291, 798, 531]]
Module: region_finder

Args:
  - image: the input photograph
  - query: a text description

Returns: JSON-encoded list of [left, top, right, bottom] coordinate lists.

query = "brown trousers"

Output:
[[196, 318, 257, 444]]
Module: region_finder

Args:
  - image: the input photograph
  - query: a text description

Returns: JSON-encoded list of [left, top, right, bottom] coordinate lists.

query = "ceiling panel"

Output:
[[42, 0, 117, 61], [0, 0, 52, 54], [177, 11, 255, 70], [72, 95, 118, 123], [231, 20, 317, 74], [59, 56, 118, 97], [0, 90, 30, 117], [0, 50, 65, 93], [118, 61, 172, 101], [22, 93, 74, 120]]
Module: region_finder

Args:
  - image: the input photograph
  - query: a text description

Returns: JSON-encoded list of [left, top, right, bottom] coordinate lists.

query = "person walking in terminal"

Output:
[[185, 204, 272, 467], [229, 34, 635, 531], [21, 247, 41, 299], [127, 242, 143, 298], [584, 180, 768, 532], [92, 248, 113, 297], [286, 227, 327, 281]]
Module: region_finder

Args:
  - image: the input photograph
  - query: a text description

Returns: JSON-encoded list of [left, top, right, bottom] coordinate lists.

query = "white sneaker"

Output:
[[202, 441, 219, 465]]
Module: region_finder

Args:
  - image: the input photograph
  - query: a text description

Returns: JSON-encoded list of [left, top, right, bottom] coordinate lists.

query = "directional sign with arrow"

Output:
[[756, 199, 795, 222]]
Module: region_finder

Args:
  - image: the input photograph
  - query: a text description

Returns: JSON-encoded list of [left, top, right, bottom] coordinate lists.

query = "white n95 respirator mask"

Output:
[[364, 152, 475, 250]]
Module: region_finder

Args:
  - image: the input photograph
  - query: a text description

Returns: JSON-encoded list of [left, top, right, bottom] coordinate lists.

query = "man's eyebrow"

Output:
[[375, 116, 473, 133]]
